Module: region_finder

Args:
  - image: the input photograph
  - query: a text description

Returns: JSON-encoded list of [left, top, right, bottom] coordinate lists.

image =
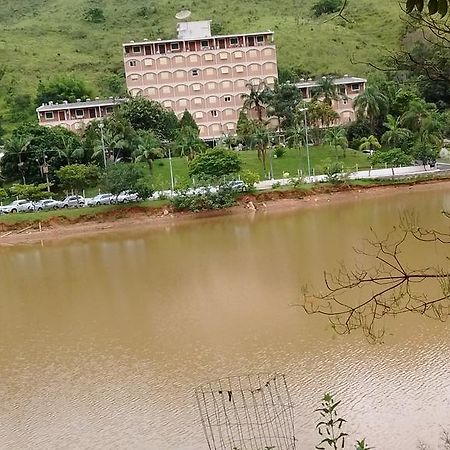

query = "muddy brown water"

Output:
[[1, 185, 450, 449]]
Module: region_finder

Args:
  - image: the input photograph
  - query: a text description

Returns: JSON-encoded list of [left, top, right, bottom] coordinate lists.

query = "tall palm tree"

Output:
[[132, 131, 163, 171], [241, 82, 268, 122], [174, 126, 205, 160], [400, 98, 434, 132], [381, 114, 411, 148], [312, 76, 340, 106], [56, 134, 85, 165], [324, 127, 348, 158], [286, 124, 306, 148], [93, 128, 128, 163], [250, 126, 271, 173], [5, 135, 31, 184], [354, 85, 388, 133], [359, 135, 381, 154]]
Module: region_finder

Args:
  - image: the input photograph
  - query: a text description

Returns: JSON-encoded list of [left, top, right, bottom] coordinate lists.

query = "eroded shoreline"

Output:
[[1, 179, 449, 246]]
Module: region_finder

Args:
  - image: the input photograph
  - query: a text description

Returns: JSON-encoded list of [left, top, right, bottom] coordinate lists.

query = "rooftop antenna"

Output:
[[175, 9, 191, 19]]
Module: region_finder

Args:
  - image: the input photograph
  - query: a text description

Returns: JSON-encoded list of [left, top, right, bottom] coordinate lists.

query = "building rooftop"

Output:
[[123, 29, 274, 47], [295, 76, 367, 89], [36, 98, 127, 112], [177, 20, 212, 39]]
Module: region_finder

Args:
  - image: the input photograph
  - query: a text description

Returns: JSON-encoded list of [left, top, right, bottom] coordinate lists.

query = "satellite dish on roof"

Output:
[[175, 9, 191, 19]]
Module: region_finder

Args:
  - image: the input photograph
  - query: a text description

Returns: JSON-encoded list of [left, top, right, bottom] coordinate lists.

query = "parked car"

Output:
[[1, 199, 35, 214], [61, 195, 86, 208], [116, 190, 139, 203], [87, 193, 116, 206], [34, 199, 62, 211], [225, 180, 246, 192]]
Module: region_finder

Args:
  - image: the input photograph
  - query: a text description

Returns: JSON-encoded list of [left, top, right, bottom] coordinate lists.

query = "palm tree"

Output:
[[354, 85, 388, 133], [132, 131, 163, 171], [5, 135, 31, 184], [56, 134, 85, 165], [286, 124, 306, 148], [381, 115, 411, 148], [250, 126, 271, 173], [312, 76, 340, 106], [400, 98, 434, 132], [241, 82, 268, 122], [324, 127, 348, 158], [92, 127, 128, 163], [359, 135, 381, 154], [174, 126, 205, 160]]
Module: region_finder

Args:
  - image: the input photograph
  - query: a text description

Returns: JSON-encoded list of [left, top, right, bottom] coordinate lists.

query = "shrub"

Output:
[[240, 170, 260, 191], [171, 186, 237, 212], [273, 145, 286, 158], [312, 0, 343, 16], [323, 161, 346, 184], [84, 7, 106, 23]]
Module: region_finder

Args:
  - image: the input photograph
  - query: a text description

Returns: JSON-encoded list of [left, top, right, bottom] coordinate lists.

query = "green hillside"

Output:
[[0, 0, 403, 99]]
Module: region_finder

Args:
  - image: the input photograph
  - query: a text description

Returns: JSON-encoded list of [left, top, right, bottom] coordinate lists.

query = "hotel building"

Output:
[[295, 76, 367, 125], [122, 20, 278, 140], [36, 98, 126, 131]]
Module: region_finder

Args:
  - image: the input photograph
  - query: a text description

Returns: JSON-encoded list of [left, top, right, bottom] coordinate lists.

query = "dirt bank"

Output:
[[1, 179, 449, 246]]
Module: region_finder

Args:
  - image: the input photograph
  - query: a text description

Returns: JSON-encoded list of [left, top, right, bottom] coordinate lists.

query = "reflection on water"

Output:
[[1, 185, 450, 448]]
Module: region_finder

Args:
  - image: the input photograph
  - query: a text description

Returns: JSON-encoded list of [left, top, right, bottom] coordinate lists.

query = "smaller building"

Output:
[[295, 75, 367, 125], [36, 98, 126, 132]]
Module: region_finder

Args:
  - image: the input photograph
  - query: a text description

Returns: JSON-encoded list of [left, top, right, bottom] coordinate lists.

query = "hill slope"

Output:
[[0, 0, 403, 97]]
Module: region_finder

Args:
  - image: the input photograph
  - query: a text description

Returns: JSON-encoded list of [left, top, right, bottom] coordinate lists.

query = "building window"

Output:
[[144, 59, 153, 66], [192, 84, 201, 91], [234, 51, 243, 58], [343, 99, 348, 105], [129, 60, 137, 67], [219, 52, 228, 60], [204, 53, 214, 61], [75, 109, 84, 118], [44, 111, 54, 120], [195, 111, 204, 119], [162, 86, 171, 94], [179, 99, 188, 107], [207, 82, 217, 90], [351, 83, 360, 92], [193, 98, 202, 105], [220, 67, 230, 74], [188, 55, 199, 63], [222, 81, 232, 88], [256, 35, 264, 43], [133, 46, 141, 53], [210, 110, 219, 117], [236, 66, 244, 73], [201, 40, 209, 48], [230, 37, 239, 45], [171, 42, 180, 51], [192, 69, 199, 76], [224, 96, 231, 102]]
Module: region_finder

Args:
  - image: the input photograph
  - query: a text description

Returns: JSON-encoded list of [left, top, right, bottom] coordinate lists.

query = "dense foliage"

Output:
[[188, 148, 242, 181]]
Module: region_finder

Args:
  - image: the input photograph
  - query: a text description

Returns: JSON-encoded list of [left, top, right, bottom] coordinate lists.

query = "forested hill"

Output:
[[0, 0, 403, 109]]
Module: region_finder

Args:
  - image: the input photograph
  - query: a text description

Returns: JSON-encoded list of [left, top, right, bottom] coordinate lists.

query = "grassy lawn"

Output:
[[152, 145, 372, 189], [0, 200, 169, 225]]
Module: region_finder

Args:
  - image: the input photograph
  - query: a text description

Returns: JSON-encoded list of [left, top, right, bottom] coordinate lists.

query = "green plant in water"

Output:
[[315, 393, 348, 449]]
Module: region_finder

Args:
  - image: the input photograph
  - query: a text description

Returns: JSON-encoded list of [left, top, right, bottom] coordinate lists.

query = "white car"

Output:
[[116, 190, 139, 203], [34, 199, 62, 211], [87, 193, 116, 206], [61, 195, 86, 208], [1, 200, 35, 214]]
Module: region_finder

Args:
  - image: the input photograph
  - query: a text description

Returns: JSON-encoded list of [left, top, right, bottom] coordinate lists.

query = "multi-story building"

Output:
[[36, 98, 126, 131], [295, 75, 367, 125], [123, 20, 278, 140]]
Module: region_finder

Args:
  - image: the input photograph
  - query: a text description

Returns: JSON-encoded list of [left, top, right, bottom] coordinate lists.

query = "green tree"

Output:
[[3, 135, 31, 184], [100, 72, 126, 97], [358, 135, 381, 153], [400, 98, 435, 132], [265, 82, 302, 129], [324, 127, 348, 158], [36, 77, 93, 106], [381, 114, 412, 149], [241, 82, 268, 122], [312, 76, 340, 106], [173, 126, 206, 160], [132, 131, 163, 171], [101, 163, 153, 198], [121, 97, 179, 140], [354, 85, 388, 133], [371, 148, 413, 175], [9, 183, 49, 201], [236, 111, 258, 146], [312, 0, 343, 16], [250, 124, 271, 173], [179, 110, 199, 134], [83, 7, 106, 23], [188, 147, 241, 181], [55, 164, 100, 194]]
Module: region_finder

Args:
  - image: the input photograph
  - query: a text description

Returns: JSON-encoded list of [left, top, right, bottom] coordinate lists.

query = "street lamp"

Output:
[[98, 122, 107, 168], [162, 140, 175, 194], [298, 107, 311, 179]]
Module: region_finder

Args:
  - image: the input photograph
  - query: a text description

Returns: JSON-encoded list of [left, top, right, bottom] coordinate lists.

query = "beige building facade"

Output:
[[123, 21, 278, 140], [295, 76, 367, 125], [36, 98, 125, 131]]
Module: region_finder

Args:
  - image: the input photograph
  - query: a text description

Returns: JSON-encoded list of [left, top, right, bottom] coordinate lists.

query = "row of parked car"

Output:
[[0, 181, 248, 215], [0, 191, 140, 214]]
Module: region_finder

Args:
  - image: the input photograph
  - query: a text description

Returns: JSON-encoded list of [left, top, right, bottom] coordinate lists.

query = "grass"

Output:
[[0, 0, 403, 101], [152, 145, 372, 189]]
